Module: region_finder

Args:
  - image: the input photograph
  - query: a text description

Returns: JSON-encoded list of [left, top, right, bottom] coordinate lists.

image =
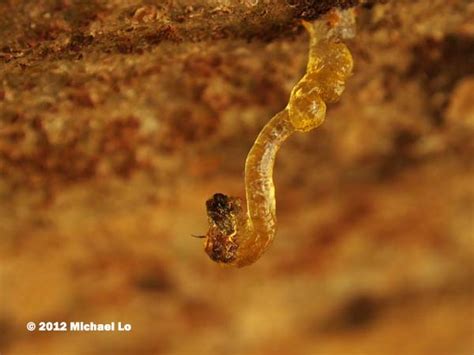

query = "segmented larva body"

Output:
[[200, 10, 355, 267]]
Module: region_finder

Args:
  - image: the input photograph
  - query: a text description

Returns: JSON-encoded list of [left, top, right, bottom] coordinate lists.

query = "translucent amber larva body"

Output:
[[200, 10, 355, 267]]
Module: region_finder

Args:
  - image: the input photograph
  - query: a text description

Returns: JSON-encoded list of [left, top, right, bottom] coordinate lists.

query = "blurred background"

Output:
[[0, 0, 473, 354]]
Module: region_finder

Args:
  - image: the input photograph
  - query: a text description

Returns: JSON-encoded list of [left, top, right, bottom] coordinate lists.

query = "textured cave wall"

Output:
[[1, 1, 473, 354]]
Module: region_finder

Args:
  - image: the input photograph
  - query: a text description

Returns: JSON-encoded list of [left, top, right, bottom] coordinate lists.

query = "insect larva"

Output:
[[197, 9, 355, 267]]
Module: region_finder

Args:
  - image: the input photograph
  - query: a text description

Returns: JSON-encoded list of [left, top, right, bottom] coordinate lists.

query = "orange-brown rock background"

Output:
[[1, 0, 473, 354]]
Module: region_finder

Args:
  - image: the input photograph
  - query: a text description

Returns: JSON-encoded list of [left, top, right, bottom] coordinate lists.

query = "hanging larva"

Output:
[[196, 9, 355, 267]]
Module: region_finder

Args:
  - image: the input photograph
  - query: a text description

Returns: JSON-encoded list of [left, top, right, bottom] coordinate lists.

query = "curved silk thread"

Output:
[[200, 10, 355, 267]]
